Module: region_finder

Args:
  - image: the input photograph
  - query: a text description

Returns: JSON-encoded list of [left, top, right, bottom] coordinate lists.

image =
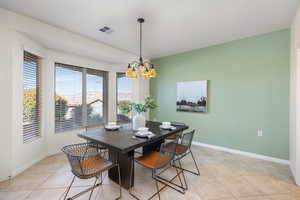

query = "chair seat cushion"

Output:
[[73, 156, 113, 178], [136, 151, 172, 169]]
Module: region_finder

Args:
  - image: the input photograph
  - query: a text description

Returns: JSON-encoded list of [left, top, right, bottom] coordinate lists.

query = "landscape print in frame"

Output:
[[176, 80, 208, 113]]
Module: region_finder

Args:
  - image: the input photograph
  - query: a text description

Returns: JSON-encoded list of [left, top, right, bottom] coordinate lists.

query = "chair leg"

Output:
[[173, 159, 187, 192], [172, 151, 200, 176], [154, 170, 161, 200], [130, 162, 184, 200], [63, 175, 75, 200], [154, 163, 185, 194], [173, 161, 184, 190], [116, 164, 122, 200], [68, 182, 102, 200], [100, 172, 103, 184], [129, 160, 140, 200], [150, 168, 185, 200], [88, 176, 99, 200], [178, 159, 188, 190], [190, 150, 200, 176]]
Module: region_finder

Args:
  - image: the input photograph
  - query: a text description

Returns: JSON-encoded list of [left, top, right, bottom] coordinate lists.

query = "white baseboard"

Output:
[[192, 141, 290, 165]]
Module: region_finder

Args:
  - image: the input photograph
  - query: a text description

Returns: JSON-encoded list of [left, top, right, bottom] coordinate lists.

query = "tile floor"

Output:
[[0, 145, 299, 200]]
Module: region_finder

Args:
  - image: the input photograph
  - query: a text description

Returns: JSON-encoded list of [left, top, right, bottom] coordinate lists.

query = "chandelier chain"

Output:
[[140, 21, 142, 59]]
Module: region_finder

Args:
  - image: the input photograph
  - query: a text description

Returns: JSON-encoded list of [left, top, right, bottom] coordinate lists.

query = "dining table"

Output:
[[78, 121, 189, 189]]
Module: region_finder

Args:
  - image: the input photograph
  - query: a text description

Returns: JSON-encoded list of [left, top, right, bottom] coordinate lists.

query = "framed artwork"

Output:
[[176, 80, 208, 113]]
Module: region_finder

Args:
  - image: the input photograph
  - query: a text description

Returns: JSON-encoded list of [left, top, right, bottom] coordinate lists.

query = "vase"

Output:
[[132, 113, 146, 130]]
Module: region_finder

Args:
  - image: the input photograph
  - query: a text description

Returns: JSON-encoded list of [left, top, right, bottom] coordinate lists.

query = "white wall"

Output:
[[290, 5, 300, 185], [0, 8, 149, 181], [11, 32, 48, 176], [0, 24, 13, 181]]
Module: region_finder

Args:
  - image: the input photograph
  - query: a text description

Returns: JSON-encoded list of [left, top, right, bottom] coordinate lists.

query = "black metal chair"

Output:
[[62, 143, 122, 200], [164, 130, 200, 190], [129, 135, 186, 200]]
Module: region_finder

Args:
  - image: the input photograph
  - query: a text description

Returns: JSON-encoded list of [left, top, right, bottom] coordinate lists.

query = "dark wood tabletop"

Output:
[[78, 121, 189, 154]]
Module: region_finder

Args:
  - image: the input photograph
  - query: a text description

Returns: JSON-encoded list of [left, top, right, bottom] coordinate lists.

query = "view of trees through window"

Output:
[[23, 52, 41, 142], [117, 73, 133, 123], [55, 64, 106, 132]]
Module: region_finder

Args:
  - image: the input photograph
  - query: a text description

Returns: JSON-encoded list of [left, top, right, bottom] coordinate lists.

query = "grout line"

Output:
[[23, 190, 33, 200]]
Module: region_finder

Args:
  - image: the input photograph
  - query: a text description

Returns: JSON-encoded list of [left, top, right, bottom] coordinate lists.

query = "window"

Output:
[[55, 63, 107, 132], [86, 68, 107, 127], [23, 51, 41, 142], [117, 73, 133, 123], [55, 64, 83, 132]]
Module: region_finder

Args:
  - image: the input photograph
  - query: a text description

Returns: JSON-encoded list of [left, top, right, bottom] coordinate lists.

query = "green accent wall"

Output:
[[150, 30, 290, 159]]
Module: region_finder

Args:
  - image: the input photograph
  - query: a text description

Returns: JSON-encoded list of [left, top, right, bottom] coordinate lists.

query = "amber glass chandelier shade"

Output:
[[149, 68, 157, 78], [131, 70, 138, 78], [126, 67, 138, 78], [139, 64, 146, 75], [143, 72, 151, 80], [125, 67, 133, 77]]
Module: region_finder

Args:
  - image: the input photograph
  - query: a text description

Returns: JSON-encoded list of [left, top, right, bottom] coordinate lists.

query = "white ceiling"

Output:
[[0, 0, 299, 59]]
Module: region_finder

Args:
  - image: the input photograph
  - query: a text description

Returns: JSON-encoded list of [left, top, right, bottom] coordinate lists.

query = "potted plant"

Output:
[[118, 97, 158, 130]]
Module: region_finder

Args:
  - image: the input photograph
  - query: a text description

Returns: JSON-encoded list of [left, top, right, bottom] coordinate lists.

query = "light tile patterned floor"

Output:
[[0, 145, 299, 200]]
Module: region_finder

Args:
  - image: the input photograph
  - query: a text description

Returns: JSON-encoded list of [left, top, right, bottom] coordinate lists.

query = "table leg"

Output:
[[108, 150, 134, 190]]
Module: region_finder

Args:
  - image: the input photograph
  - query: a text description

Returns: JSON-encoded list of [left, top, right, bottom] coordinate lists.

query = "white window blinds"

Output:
[[55, 63, 107, 133], [23, 51, 41, 142]]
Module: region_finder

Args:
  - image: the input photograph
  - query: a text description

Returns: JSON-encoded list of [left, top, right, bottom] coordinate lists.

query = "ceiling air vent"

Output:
[[99, 26, 113, 34]]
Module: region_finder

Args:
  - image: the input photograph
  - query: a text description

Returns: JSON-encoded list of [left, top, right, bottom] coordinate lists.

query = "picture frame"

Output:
[[176, 80, 208, 113]]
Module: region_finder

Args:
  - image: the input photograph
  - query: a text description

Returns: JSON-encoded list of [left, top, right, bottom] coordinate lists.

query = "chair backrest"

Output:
[[146, 135, 180, 169], [181, 130, 195, 149], [160, 134, 180, 160], [62, 143, 100, 178]]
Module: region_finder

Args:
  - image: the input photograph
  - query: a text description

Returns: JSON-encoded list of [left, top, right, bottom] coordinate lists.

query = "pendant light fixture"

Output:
[[126, 18, 156, 79]]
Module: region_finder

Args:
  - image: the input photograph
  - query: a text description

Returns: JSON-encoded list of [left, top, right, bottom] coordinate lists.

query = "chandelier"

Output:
[[126, 18, 156, 79]]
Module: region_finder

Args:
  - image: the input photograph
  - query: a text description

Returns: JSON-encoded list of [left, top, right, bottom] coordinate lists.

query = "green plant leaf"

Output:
[[117, 100, 132, 114], [144, 96, 158, 110], [117, 97, 158, 115], [132, 103, 147, 114]]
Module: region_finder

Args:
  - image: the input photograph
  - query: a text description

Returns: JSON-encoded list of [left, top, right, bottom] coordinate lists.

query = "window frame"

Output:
[[54, 63, 108, 133]]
